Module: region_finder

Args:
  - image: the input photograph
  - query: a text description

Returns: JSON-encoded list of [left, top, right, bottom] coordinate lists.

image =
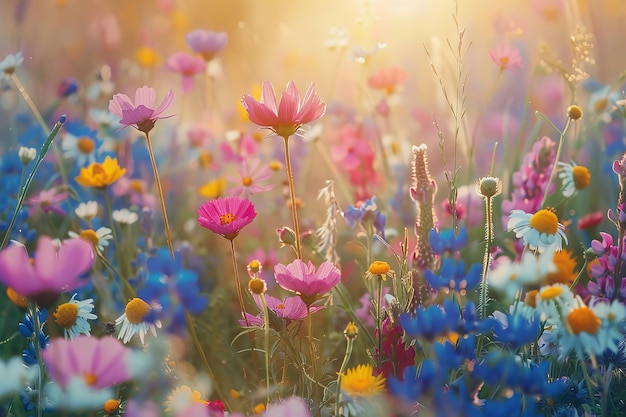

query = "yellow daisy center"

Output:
[[242, 176, 253, 186], [269, 161, 282, 171], [529, 209, 558, 235], [341, 364, 386, 397], [368, 261, 391, 276], [77, 137, 95, 154], [103, 399, 120, 415], [253, 404, 266, 414], [248, 260, 260, 272], [539, 285, 563, 300], [219, 213, 236, 225], [545, 250, 577, 286], [84, 372, 98, 386], [248, 278, 266, 295], [130, 179, 144, 193], [594, 98, 608, 113], [572, 166, 591, 190], [567, 306, 601, 335], [125, 298, 150, 325], [54, 302, 78, 329], [79, 229, 100, 248]]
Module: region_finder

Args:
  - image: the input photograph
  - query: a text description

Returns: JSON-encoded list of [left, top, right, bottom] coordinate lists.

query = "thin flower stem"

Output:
[[334, 336, 354, 417], [10, 73, 68, 186], [103, 189, 129, 279], [144, 132, 175, 259], [307, 304, 319, 416], [28, 304, 43, 417], [601, 363, 614, 417], [1, 117, 65, 250], [282, 135, 303, 259], [376, 276, 383, 368], [259, 292, 271, 407], [539, 113, 572, 208], [479, 194, 494, 320], [185, 312, 231, 410]]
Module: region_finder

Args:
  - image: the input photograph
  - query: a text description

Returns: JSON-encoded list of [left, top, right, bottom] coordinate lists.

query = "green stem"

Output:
[[539, 113, 572, 208], [334, 336, 354, 417], [307, 304, 319, 416], [259, 293, 271, 407], [479, 195, 493, 320], [1, 117, 65, 249], [282, 135, 303, 259], [103, 189, 128, 281], [376, 276, 383, 368], [144, 132, 175, 258], [29, 304, 44, 417], [601, 363, 614, 417]]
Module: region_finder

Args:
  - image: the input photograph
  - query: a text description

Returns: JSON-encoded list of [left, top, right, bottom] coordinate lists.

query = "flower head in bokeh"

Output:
[[367, 65, 408, 94], [167, 52, 206, 93], [241, 81, 326, 138], [26, 188, 68, 216], [489, 44, 523, 73], [228, 158, 274, 198], [197, 196, 257, 240], [75, 156, 126, 188], [185, 29, 228, 61], [109, 86, 174, 133]]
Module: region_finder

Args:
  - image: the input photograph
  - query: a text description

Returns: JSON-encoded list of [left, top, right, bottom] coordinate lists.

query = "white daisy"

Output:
[[507, 209, 568, 253], [116, 298, 162, 344], [591, 299, 626, 353], [53, 294, 97, 340], [557, 161, 591, 197], [74, 201, 99, 222], [68, 227, 112, 251], [558, 296, 605, 359], [0, 52, 24, 77], [535, 283, 576, 322], [0, 357, 37, 397], [61, 132, 98, 166], [112, 208, 139, 225], [489, 249, 556, 300]]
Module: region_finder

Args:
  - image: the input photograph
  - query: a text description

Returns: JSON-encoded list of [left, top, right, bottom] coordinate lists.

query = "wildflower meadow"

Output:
[[2, 0, 626, 416]]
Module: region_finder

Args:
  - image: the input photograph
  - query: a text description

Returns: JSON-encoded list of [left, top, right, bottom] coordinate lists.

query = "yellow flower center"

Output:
[[248, 260, 260, 273], [6, 287, 29, 308], [130, 179, 144, 193], [198, 150, 213, 168], [499, 56, 510, 67], [529, 209, 558, 235], [567, 306, 601, 335], [125, 298, 150, 325], [276, 303, 285, 310], [539, 285, 563, 300], [269, 161, 282, 171], [341, 364, 386, 397], [242, 176, 253, 186], [136, 47, 159, 68], [103, 399, 120, 414], [77, 136, 95, 154], [219, 213, 236, 225], [594, 98, 608, 113], [248, 278, 266, 295], [79, 229, 100, 248], [368, 261, 391, 276], [54, 302, 78, 329], [84, 372, 98, 386], [572, 165, 591, 190], [253, 404, 266, 414]]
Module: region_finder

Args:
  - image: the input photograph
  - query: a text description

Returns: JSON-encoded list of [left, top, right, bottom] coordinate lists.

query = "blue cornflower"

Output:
[[424, 258, 482, 292], [429, 227, 468, 255], [492, 311, 542, 350], [599, 336, 626, 369], [388, 360, 436, 401], [18, 309, 48, 337], [400, 301, 454, 341], [343, 196, 386, 237], [137, 247, 209, 329], [57, 77, 80, 97], [451, 301, 493, 335]]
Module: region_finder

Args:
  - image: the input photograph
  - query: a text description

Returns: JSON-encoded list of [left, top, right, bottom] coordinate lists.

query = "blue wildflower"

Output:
[[424, 258, 482, 292], [492, 311, 542, 350], [429, 227, 468, 255], [343, 196, 386, 237]]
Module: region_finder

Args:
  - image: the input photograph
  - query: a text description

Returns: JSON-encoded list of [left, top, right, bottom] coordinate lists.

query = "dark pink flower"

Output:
[[241, 81, 326, 138], [197, 196, 257, 240], [108, 86, 174, 133], [488, 44, 523, 73], [0, 236, 94, 306], [274, 259, 341, 303], [167, 52, 206, 93], [43, 336, 133, 390], [238, 294, 324, 327], [185, 29, 228, 61], [25, 188, 68, 216]]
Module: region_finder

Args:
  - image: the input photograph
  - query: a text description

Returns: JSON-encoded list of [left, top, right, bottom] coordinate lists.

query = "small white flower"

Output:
[[535, 283, 576, 322], [68, 227, 112, 251], [53, 294, 98, 340], [45, 378, 113, 410], [18, 146, 36, 164], [489, 249, 556, 300], [507, 209, 568, 253], [61, 133, 98, 166], [0, 357, 37, 398], [112, 208, 139, 225], [74, 201, 99, 222], [557, 161, 591, 198], [0, 52, 24, 76], [116, 298, 161, 344]]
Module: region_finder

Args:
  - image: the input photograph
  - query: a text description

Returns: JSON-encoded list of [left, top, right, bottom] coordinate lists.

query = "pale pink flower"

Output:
[[108, 86, 175, 133], [238, 294, 323, 327], [228, 158, 274, 197], [241, 81, 326, 138], [185, 29, 228, 61], [274, 259, 341, 302], [367, 65, 408, 94], [167, 52, 206, 93], [26, 188, 69, 216], [220, 132, 259, 163], [111, 177, 155, 210], [331, 124, 374, 171], [264, 397, 311, 417], [489, 44, 523, 73]]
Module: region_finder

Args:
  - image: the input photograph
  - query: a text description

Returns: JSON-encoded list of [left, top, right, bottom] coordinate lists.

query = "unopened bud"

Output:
[[567, 105, 583, 121], [277, 226, 297, 248], [18, 146, 36, 165], [344, 322, 359, 339], [248, 278, 266, 295]]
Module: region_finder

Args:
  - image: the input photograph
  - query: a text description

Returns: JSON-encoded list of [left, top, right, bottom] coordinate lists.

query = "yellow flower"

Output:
[[198, 178, 226, 199], [136, 47, 160, 69], [75, 157, 126, 188], [164, 385, 205, 413], [340, 364, 385, 397], [368, 261, 391, 276]]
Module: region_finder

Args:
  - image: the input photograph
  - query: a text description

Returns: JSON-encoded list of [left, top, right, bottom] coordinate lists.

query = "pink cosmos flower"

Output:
[[167, 52, 206, 93], [108, 86, 175, 133], [197, 196, 257, 240], [26, 188, 69, 216], [112, 177, 156, 210], [367, 65, 408, 94], [43, 336, 134, 390], [265, 397, 311, 417], [0, 236, 94, 306], [274, 259, 341, 303], [124, 400, 160, 417], [331, 124, 374, 171], [488, 44, 523, 73], [241, 81, 326, 138], [239, 294, 324, 327], [185, 29, 228, 61], [228, 158, 274, 197]]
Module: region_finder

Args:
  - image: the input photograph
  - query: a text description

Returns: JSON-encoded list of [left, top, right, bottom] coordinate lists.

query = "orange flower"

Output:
[[75, 157, 126, 188]]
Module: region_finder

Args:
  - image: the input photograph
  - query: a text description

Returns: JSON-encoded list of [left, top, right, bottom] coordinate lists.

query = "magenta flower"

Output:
[[185, 29, 228, 61], [43, 336, 133, 390], [0, 236, 94, 306], [239, 294, 324, 327], [25, 188, 69, 216], [197, 196, 257, 240], [167, 52, 206, 93], [488, 44, 523, 73], [274, 259, 341, 304], [108, 86, 175, 133], [265, 397, 311, 417], [241, 81, 326, 138], [227, 158, 274, 198]]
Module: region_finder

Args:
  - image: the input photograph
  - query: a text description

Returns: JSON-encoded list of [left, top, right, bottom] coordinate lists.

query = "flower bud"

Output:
[[18, 146, 36, 165], [344, 322, 359, 339], [277, 226, 297, 248], [567, 104, 583, 120], [248, 278, 266, 295]]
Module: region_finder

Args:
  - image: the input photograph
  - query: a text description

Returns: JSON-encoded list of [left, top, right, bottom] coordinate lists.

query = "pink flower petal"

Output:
[[134, 86, 156, 109]]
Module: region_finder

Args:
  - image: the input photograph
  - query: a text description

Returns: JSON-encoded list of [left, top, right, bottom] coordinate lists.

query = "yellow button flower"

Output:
[[75, 157, 126, 188]]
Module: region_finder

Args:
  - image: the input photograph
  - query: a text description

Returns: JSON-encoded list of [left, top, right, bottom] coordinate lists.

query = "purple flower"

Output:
[[185, 29, 228, 61]]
